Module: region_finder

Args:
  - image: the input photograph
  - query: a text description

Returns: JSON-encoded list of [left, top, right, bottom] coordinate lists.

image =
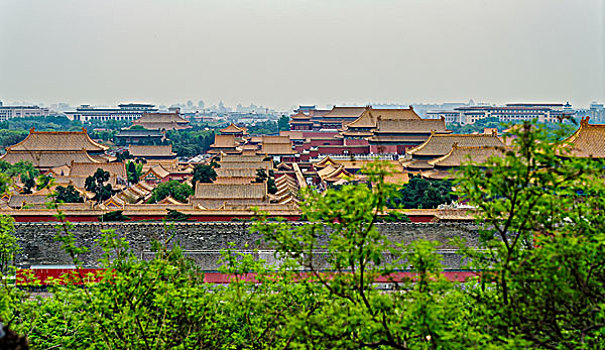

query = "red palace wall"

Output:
[[344, 139, 370, 146]]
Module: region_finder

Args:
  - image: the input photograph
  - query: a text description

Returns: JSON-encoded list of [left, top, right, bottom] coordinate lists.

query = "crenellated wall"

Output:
[[13, 222, 479, 270]]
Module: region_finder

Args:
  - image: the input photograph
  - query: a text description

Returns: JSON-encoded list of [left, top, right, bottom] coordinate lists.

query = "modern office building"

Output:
[[426, 103, 575, 125], [65, 103, 158, 122], [0, 105, 51, 121]]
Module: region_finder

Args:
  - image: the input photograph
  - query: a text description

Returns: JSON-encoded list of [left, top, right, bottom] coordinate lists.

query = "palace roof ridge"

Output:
[[559, 116, 605, 158], [428, 144, 505, 167], [407, 132, 504, 156]]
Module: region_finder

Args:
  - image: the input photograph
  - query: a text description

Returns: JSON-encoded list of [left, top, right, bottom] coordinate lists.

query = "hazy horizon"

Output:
[[1, 0, 603, 110]]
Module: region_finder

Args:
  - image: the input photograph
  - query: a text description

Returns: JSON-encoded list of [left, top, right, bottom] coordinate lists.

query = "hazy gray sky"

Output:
[[1, 0, 603, 110]]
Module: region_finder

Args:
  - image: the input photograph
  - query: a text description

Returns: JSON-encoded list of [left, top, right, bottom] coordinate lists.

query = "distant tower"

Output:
[[0, 100, 3, 107]]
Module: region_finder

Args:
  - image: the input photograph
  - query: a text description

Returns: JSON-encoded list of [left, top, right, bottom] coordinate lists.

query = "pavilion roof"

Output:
[[407, 133, 505, 157], [144, 165, 170, 179], [317, 164, 351, 181], [220, 123, 247, 134], [6, 128, 108, 152], [289, 111, 311, 120]]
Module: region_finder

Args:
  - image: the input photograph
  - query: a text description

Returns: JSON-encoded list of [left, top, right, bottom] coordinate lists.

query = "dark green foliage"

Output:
[[149, 181, 193, 203], [395, 176, 455, 209], [126, 160, 143, 184], [99, 210, 131, 222], [455, 121, 605, 348], [116, 150, 133, 162], [448, 116, 503, 134], [277, 115, 290, 131], [85, 169, 113, 203], [192, 164, 217, 185], [164, 209, 192, 221], [254, 168, 267, 183], [267, 178, 277, 194], [255, 168, 277, 193], [84, 119, 131, 131], [246, 120, 277, 135], [55, 185, 83, 203], [378, 211, 411, 222], [0, 160, 41, 194], [87, 129, 116, 142], [0, 130, 27, 149], [166, 130, 215, 158], [3, 115, 80, 131]]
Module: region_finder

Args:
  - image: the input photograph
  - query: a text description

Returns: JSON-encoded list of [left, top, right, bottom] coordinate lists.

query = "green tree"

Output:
[[116, 150, 133, 162], [396, 176, 455, 209], [164, 209, 192, 221], [149, 181, 193, 203], [126, 160, 143, 184], [99, 210, 131, 222], [277, 115, 290, 131], [85, 168, 113, 203], [455, 121, 605, 348], [0, 215, 18, 276], [0, 160, 41, 194], [254, 168, 267, 183], [192, 164, 217, 186], [55, 185, 84, 203]]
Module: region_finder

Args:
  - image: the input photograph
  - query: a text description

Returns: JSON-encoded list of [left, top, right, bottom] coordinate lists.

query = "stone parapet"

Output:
[[13, 222, 479, 270]]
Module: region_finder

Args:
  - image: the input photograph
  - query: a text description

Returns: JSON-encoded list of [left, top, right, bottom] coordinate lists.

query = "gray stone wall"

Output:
[[13, 222, 479, 270]]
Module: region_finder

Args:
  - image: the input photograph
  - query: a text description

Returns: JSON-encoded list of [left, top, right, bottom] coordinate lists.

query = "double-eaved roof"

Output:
[[7, 128, 108, 152], [1, 150, 101, 170], [0, 128, 109, 170]]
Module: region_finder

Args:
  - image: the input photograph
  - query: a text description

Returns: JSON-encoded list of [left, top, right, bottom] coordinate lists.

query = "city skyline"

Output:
[[1, 0, 603, 110]]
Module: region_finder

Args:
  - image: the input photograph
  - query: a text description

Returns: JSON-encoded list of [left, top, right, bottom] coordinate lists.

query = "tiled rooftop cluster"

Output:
[[1, 106, 603, 216]]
